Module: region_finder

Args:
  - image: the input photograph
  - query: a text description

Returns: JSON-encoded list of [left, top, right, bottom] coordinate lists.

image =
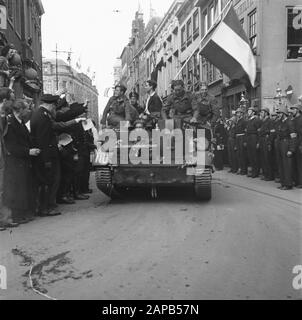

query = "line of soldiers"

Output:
[[224, 99, 302, 190]]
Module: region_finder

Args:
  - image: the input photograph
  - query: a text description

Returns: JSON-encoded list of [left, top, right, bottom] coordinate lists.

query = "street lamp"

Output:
[[273, 85, 287, 112]]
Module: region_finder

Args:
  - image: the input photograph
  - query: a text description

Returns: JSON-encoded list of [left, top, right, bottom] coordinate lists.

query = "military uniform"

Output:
[[258, 117, 274, 180], [101, 95, 135, 127], [163, 91, 194, 121], [246, 115, 262, 177], [293, 112, 302, 187], [235, 116, 248, 175], [226, 121, 238, 173], [276, 116, 297, 189], [192, 92, 219, 122]]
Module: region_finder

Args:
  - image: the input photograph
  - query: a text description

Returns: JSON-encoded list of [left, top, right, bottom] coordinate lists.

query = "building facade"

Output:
[[43, 58, 99, 125], [118, 0, 301, 117], [196, 0, 302, 117], [0, 0, 44, 104]]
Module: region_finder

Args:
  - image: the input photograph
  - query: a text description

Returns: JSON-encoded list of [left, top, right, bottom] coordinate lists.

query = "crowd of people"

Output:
[[1, 75, 301, 230], [213, 98, 302, 191], [0, 88, 97, 231]]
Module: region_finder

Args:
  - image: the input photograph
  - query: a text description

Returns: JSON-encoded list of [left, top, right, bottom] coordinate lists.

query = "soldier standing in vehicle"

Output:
[[100, 84, 135, 127], [246, 106, 262, 178], [192, 81, 219, 124], [275, 105, 297, 190], [162, 80, 194, 122]]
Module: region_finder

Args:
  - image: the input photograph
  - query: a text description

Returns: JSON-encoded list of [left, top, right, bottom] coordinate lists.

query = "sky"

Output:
[[42, 0, 174, 114]]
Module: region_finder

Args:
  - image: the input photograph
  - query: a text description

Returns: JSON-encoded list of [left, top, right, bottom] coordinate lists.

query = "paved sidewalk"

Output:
[[214, 169, 302, 206]]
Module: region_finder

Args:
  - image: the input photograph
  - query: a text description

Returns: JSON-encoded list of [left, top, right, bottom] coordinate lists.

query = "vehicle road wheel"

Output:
[[96, 167, 113, 198], [195, 168, 212, 201]]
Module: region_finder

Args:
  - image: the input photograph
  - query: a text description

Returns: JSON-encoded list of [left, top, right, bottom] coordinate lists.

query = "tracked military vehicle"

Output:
[[93, 116, 214, 201]]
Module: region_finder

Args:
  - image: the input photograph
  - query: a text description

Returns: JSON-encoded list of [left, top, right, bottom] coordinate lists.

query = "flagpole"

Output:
[[174, 0, 233, 81]]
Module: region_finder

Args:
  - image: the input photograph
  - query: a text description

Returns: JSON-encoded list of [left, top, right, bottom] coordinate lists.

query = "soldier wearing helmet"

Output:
[[275, 104, 297, 190], [234, 107, 248, 175], [289, 101, 302, 188], [162, 80, 195, 122], [101, 84, 136, 128], [191, 81, 219, 123], [246, 106, 262, 178], [258, 108, 274, 181]]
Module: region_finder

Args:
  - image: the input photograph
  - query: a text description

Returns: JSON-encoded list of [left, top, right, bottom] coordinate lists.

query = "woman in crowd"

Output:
[[3, 99, 41, 224]]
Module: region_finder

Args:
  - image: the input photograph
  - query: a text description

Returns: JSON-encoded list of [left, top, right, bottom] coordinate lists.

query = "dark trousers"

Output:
[[273, 138, 280, 180], [12, 209, 34, 222], [58, 155, 75, 199], [37, 158, 61, 212], [236, 135, 247, 173], [247, 134, 259, 176], [278, 139, 293, 187], [259, 137, 273, 180], [214, 150, 224, 170], [227, 138, 238, 172]]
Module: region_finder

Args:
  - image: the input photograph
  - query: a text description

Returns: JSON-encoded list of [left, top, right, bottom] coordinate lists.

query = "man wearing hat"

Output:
[[289, 103, 302, 188], [30, 94, 86, 216], [246, 106, 262, 178], [275, 104, 297, 190], [163, 80, 194, 122], [258, 108, 274, 181], [192, 81, 219, 123], [234, 108, 248, 175], [101, 84, 135, 127]]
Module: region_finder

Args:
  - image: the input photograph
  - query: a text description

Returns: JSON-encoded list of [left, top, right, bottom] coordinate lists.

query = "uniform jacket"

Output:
[[235, 118, 247, 135], [258, 118, 273, 138], [294, 114, 302, 147], [276, 117, 297, 152], [101, 95, 136, 125], [246, 116, 262, 136], [2, 114, 34, 210], [192, 92, 218, 120], [164, 91, 193, 118]]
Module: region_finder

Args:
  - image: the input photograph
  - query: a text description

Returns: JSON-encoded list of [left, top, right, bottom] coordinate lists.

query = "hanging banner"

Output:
[[0, 5, 7, 30]]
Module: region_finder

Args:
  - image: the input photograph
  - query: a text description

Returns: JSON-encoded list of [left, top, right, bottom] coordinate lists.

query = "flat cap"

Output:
[[41, 94, 60, 104]]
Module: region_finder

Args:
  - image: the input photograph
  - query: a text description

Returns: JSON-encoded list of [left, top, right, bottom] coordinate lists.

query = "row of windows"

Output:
[[181, 9, 200, 51]]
